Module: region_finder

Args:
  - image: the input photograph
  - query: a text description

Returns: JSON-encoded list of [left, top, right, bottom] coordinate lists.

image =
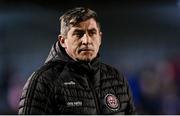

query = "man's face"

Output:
[[59, 18, 102, 62]]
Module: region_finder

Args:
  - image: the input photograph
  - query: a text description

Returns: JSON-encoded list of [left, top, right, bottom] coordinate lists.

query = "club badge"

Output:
[[104, 94, 120, 110]]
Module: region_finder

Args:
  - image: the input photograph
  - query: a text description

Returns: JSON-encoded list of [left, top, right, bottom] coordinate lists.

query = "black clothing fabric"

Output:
[[18, 41, 135, 114]]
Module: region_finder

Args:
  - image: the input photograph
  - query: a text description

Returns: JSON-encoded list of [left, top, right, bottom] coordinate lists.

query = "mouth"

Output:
[[78, 48, 94, 53]]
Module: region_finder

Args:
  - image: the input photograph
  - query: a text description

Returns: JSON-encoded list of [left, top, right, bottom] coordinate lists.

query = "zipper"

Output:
[[87, 63, 101, 114], [87, 77, 100, 114]]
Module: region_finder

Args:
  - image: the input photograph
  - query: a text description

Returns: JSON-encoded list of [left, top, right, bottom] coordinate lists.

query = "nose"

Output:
[[82, 33, 91, 45]]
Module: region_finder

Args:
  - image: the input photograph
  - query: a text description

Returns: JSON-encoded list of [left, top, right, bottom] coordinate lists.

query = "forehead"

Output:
[[70, 18, 99, 31]]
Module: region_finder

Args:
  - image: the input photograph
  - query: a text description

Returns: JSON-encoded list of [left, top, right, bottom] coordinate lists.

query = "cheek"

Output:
[[95, 39, 101, 48], [99, 37, 102, 45], [67, 42, 79, 53], [95, 36, 101, 45]]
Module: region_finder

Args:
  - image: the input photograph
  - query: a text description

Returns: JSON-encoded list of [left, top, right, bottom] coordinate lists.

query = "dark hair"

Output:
[[59, 7, 101, 37]]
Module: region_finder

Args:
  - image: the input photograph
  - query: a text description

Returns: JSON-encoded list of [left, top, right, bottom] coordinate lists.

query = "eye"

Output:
[[88, 30, 97, 36], [73, 31, 84, 38]]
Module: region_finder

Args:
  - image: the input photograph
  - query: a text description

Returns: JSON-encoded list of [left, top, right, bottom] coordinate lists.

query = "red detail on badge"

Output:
[[105, 94, 120, 110]]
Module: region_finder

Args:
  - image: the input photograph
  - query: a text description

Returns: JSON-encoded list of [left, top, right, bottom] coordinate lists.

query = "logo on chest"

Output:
[[64, 81, 76, 85], [67, 101, 82, 107], [104, 94, 120, 110]]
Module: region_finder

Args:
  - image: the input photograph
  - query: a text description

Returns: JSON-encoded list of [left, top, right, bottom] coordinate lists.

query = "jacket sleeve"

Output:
[[114, 68, 136, 115], [124, 76, 136, 114], [18, 71, 55, 114]]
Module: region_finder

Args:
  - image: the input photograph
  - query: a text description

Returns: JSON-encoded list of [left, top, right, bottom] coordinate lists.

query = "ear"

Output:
[[58, 35, 66, 48], [99, 31, 102, 45]]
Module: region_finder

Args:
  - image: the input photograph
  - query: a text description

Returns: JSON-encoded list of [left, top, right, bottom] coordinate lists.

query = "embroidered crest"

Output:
[[104, 94, 120, 110]]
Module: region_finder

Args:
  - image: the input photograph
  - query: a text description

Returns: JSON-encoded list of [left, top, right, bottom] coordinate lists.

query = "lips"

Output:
[[78, 48, 94, 53]]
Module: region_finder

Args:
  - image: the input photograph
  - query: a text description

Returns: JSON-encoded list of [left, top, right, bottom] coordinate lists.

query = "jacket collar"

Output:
[[45, 41, 101, 88], [45, 41, 72, 63], [45, 41, 100, 73]]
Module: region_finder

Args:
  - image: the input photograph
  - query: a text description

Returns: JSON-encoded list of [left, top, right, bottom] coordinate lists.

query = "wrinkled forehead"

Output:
[[69, 18, 100, 31]]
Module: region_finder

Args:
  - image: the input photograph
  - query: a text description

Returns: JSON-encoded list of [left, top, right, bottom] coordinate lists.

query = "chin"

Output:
[[80, 58, 92, 62], [77, 53, 95, 62], [78, 56, 94, 62]]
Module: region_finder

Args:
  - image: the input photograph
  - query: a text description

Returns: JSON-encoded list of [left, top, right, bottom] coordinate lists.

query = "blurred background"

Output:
[[0, 0, 180, 114]]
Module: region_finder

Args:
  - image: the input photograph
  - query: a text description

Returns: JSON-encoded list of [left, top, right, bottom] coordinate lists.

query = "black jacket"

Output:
[[18, 41, 135, 114]]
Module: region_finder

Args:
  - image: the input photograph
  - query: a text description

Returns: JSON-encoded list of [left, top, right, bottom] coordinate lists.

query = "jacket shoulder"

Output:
[[19, 61, 66, 114], [100, 62, 124, 81], [100, 62, 118, 73], [30, 61, 66, 84]]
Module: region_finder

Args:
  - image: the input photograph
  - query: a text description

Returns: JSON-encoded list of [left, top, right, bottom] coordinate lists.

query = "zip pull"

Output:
[[87, 62, 93, 72]]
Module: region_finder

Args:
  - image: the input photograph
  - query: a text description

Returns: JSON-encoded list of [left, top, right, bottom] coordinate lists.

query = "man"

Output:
[[18, 7, 135, 114]]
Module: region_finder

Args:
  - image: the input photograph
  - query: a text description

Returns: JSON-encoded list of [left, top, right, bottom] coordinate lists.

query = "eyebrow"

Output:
[[88, 28, 97, 32], [72, 29, 84, 34]]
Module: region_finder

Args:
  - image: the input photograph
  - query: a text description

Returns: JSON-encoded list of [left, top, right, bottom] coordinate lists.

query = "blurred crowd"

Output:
[[124, 54, 180, 114]]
